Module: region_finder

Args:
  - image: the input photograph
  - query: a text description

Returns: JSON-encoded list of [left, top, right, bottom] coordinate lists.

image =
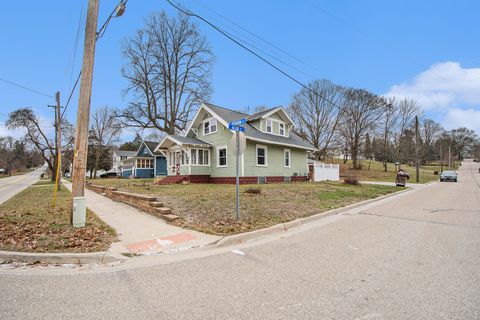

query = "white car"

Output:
[[440, 171, 457, 182]]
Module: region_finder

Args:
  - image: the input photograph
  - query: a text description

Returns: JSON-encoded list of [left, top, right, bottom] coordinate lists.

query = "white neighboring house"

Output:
[[112, 149, 136, 175]]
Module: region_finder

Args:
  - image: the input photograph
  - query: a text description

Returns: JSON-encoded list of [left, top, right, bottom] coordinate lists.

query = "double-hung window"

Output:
[[256, 145, 267, 166], [284, 149, 291, 167], [217, 147, 227, 167], [191, 149, 197, 165], [203, 118, 217, 135], [279, 123, 285, 136], [266, 119, 272, 133]]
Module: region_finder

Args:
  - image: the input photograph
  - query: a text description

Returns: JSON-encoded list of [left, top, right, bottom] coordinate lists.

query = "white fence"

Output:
[[313, 163, 340, 182]]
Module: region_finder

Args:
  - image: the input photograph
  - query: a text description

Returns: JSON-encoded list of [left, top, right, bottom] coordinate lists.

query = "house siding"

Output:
[[197, 120, 234, 177], [135, 168, 154, 178], [243, 141, 307, 177]]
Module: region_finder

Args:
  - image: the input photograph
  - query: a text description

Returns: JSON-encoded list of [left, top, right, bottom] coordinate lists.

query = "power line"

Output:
[[191, 0, 325, 78], [302, 0, 449, 81], [0, 77, 53, 98], [68, 1, 85, 89], [61, 0, 129, 120], [165, 0, 345, 112]]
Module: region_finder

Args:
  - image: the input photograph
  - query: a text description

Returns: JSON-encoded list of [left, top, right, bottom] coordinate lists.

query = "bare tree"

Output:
[[89, 106, 122, 178], [380, 97, 399, 171], [289, 79, 344, 160], [6, 108, 74, 180], [338, 89, 383, 170], [118, 11, 214, 134], [392, 98, 423, 161], [421, 119, 443, 163]]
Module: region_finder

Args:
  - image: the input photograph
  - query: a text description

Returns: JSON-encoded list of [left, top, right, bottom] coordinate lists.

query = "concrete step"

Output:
[[155, 207, 171, 215], [149, 201, 164, 208], [162, 213, 179, 221]]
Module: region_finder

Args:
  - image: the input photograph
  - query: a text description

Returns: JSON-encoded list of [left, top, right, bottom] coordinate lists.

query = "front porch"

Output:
[[121, 155, 167, 178], [156, 135, 213, 178]]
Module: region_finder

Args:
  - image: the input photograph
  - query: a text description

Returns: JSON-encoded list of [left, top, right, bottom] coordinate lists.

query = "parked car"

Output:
[[440, 171, 457, 182], [100, 172, 118, 178]]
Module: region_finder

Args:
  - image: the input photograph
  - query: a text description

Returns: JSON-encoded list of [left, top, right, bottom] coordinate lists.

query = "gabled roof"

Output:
[[199, 103, 315, 151], [113, 149, 136, 157], [156, 134, 211, 150], [143, 141, 159, 154]]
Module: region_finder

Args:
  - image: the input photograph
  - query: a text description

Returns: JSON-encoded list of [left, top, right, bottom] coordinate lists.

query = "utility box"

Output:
[[72, 196, 87, 228]]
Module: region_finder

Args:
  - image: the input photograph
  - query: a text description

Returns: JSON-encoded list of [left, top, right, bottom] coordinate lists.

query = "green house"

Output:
[[154, 103, 315, 184]]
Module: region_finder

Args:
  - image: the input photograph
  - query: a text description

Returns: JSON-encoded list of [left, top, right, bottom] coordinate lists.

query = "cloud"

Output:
[[442, 108, 480, 133], [385, 62, 480, 110]]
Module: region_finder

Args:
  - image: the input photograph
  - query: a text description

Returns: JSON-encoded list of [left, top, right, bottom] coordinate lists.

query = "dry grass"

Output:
[[91, 179, 398, 235], [0, 183, 116, 253], [327, 159, 456, 184]]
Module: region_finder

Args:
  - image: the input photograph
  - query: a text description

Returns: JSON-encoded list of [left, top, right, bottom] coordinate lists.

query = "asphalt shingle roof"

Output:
[[170, 134, 211, 146], [114, 150, 136, 157], [204, 103, 315, 150]]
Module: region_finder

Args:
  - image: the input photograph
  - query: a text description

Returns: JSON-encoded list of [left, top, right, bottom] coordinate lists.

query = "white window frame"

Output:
[[266, 119, 273, 133], [279, 122, 285, 136], [190, 148, 210, 166], [256, 144, 268, 167], [217, 146, 228, 168], [191, 149, 197, 165], [284, 148, 291, 168], [203, 118, 218, 136]]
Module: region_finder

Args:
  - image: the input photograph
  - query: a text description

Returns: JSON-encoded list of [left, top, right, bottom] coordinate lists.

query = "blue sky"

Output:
[[1, 0, 479, 140]]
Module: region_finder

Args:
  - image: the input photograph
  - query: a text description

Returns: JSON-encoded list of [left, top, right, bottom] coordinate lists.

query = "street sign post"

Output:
[[228, 119, 246, 220]]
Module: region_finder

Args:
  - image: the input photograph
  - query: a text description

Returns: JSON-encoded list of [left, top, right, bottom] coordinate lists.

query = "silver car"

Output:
[[440, 170, 457, 182]]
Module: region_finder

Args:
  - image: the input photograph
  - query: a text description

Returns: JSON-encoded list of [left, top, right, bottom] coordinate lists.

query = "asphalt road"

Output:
[[0, 165, 45, 205], [1, 161, 479, 319]]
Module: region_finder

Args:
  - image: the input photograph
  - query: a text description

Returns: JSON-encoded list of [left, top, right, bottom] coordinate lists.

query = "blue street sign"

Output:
[[228, 124, 245, 132], [229, 118, 246, 126]]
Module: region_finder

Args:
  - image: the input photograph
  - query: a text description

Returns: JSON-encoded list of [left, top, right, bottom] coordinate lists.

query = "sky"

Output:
[[1, 0, 479, 142]]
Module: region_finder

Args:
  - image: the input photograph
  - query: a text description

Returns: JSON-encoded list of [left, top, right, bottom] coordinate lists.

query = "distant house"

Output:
[[121, 141, 167, 178], [150, 102, 316, 183], [112, 149, 136, 174]]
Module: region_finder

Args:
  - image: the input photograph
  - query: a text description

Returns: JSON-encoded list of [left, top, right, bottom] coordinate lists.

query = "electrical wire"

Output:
[[190, 0, 326, 78], [166, 0, 346, 113], [0, 77, 53, 98], [61, 0, 129, 120]]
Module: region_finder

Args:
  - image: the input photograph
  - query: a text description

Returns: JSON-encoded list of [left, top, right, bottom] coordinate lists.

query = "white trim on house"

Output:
[[284, 148, 291, 168], [256, 144, 268, 167], [185, 103, 229, 136], [246, 136, 316, 151], [202, 117, 218, 136], [216, 145, 228, 168], [260, 107, 295, 126]]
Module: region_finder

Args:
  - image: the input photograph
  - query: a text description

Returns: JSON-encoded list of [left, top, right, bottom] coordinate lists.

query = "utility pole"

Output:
[[440, 144, 443, 173], [71, 0, 99, 227], [448, 145, 451, 168], [56, 91, 62, 191], [415, 115, 419, 183]]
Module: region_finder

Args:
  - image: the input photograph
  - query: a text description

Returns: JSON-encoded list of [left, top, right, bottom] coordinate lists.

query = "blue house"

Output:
[[121, 141, 167, 178]]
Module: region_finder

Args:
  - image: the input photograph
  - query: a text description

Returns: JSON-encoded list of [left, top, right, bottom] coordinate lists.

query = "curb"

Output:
[[0, 250, 128, 265], [213, 186, 414, 248]]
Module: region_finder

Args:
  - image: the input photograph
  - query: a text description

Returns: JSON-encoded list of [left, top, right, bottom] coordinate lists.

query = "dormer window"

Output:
[[279, 123, 285, 136], [203, 118, 217, 135], [266, 119, 272, 133]]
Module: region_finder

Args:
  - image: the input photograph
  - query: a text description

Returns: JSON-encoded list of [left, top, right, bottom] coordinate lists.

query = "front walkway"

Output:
[[63, 182, 219, 255]]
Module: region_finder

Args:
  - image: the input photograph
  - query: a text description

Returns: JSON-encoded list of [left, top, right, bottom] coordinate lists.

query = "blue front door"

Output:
[[155, 156, 167, 176]]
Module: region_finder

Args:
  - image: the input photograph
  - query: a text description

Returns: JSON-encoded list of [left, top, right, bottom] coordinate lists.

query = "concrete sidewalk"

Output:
[[63, 182, 219, 255], [360, 180, 437, 189]]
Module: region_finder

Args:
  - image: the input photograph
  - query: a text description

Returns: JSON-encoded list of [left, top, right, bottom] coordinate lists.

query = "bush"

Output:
[[343, 176, 359, 185], [244, 187, 262, 195]]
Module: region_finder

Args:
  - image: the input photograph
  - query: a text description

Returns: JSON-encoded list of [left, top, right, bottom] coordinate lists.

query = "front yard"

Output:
[[91, 179, 398, 235], [0, 181, 116, 253]]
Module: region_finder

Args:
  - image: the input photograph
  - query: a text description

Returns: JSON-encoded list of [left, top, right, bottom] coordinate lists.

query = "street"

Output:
[[0, 166, 45, 205], [1, 161, 479, 320]]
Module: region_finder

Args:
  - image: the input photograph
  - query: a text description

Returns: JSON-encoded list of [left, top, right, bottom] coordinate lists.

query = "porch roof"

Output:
[[156, 134, 212, 150]]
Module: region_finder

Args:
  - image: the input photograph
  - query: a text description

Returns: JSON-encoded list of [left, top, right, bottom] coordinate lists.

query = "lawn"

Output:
[[90, 179, 398, 235], [0, 182, 116, 253], [328, 159, 456, 184]]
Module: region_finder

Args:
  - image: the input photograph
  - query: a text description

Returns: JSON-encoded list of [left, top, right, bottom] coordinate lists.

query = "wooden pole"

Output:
[[415, 115, 419, 183], [56, 91, 62, 191], [71, 0, 99, 224]]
